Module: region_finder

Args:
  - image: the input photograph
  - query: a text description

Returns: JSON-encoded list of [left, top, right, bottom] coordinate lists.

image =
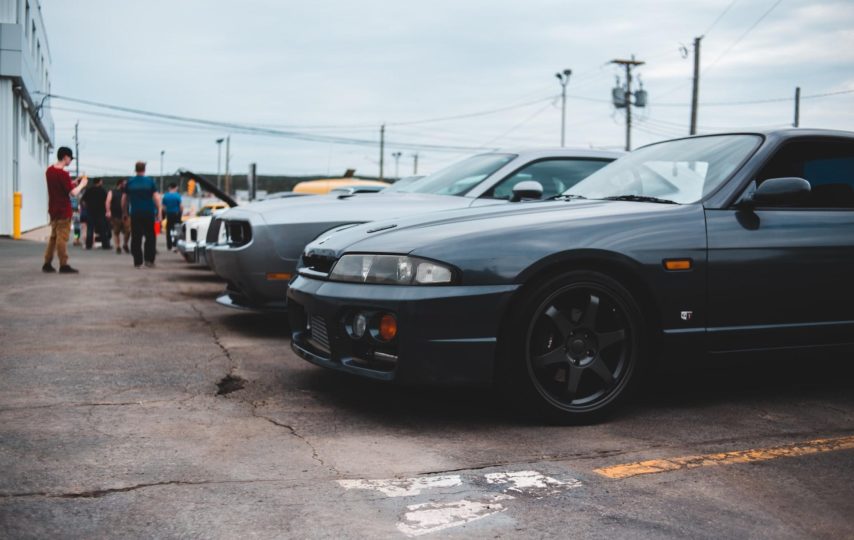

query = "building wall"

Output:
[[0, 0, 53, 235]]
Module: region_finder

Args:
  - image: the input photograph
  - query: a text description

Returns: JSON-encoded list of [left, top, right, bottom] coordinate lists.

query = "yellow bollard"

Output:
[[13, 192, 22, 240]]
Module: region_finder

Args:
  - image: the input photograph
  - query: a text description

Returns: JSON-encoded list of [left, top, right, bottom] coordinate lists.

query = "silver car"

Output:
[[208, 148, 622, 311]]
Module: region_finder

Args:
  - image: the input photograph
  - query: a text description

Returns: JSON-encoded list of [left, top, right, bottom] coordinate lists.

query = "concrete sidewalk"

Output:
[[1, 237, 853, 539]]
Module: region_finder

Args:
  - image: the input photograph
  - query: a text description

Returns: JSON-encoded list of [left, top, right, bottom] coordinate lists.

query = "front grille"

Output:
[[225, 220, 252, 247], [308, 314, 330, 352], [206, 217, 222, 244]]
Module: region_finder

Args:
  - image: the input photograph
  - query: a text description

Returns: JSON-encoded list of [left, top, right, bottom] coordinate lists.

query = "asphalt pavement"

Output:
[[1, 237, 853, 539]]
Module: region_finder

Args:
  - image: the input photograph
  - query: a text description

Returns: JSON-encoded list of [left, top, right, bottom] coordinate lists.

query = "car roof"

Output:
[[489, 147, 625, 160], [635, 129, 854, 150]]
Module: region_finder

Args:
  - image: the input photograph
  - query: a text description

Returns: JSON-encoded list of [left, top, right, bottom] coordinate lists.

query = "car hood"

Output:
[[306, 199, 687, 259], [248, 192, 477, 226]]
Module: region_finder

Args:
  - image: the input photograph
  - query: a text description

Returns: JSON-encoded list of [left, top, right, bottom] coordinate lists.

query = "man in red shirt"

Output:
[[44, 147, 88, 273]]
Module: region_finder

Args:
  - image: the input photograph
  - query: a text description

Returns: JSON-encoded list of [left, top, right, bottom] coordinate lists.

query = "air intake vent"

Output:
[[225, 220, 252, 247], [308, 314, 330, 352]]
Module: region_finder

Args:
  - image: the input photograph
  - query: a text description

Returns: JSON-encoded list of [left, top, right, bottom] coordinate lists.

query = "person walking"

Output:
[[122, 161, 162, 268], [43, 147, 88, 273], [106, 178, 130, 254], [161, 183, 183, 252], [81, 178, 111, 250]]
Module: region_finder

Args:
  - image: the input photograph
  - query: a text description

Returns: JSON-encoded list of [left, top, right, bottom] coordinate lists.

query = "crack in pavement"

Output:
[[0, 396, 196, 414], [250, 401, 342, 477], [1, 478, 291, 499], [189, 303, 240, 376]]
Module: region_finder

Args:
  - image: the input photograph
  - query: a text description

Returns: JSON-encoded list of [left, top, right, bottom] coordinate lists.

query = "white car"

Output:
[[176, 210, 226, 266]]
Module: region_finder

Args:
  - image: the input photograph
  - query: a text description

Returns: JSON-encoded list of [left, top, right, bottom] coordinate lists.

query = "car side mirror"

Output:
[[510, 181, 544, 202], [739, 177, 811, 208]]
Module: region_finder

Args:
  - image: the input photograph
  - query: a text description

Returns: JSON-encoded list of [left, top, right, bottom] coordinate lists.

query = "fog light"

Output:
[[352, 312, 367, 339], [378, 314, 397, 341]]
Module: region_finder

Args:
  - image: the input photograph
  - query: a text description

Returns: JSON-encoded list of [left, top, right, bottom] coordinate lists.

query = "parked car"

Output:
[[209, 149, 621, 311], [176, 211, 226, 265], [287, 129, 854, 423]]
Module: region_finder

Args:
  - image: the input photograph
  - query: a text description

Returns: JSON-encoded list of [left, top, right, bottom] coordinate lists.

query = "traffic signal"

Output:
[[187, 179, 196, 195]]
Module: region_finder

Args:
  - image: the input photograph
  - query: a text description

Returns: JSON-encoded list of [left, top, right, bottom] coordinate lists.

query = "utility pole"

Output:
[[793, 86, 801, 127], [224, 135, 231, 195], [690, 36, 702, 135], [216, 138, 224, 190], [555, 69, 572, 147], [412, 152, 419, 175], [159, 150, 165, 193], [73, 121, 79, 177], [391, 151, 402, 179], [248, 163, 257, 201], [610, 56, 645, 151], [379, 124, 385, 181]]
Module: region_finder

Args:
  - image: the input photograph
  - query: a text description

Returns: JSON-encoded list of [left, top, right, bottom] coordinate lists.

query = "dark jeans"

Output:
[[166, 213, 181, 250], [130, 213, 156, 266], [85, 213, 110, 249]]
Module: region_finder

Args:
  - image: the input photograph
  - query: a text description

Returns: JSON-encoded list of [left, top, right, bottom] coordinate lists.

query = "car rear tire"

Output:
[[499, 270, 646, 424]]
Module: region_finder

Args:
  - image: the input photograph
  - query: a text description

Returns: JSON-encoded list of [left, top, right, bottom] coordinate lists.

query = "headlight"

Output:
[[329, 254, 454, 285], [217, 224, 227, 245]]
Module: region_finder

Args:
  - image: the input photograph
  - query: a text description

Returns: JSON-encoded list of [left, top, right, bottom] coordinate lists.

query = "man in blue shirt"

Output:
[[161, 183, 183, 252], [121, 161, 162, 268]]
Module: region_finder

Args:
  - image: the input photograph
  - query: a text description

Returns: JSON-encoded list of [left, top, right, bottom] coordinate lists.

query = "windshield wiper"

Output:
[[549, 193, 587, 201], [602, 194, 678, 204]]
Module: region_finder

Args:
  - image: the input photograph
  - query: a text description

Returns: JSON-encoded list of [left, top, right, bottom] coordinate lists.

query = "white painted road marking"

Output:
[[484, 470, 581, 497], [396, 494, 514, 537], [339, 470, 584, 536], [337, 475, 462, 497]]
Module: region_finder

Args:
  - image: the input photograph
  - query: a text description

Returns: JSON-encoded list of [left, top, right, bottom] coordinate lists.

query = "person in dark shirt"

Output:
[[44, 146, 88, 273], [121, 161, 162, 268], [81, 178, 111, 250], [161, 183, 183, 252], [106, 178, 130, 254]]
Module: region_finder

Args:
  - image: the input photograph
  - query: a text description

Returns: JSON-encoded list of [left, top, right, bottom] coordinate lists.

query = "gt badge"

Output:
[[680, 311, 693, 321]]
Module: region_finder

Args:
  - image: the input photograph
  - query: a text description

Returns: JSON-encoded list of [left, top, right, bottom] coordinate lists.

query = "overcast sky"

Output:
[[42, 0, 854, 178]]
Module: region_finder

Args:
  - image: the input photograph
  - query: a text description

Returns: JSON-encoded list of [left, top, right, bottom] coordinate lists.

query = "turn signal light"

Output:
[[663, 259, 692, 271], [266, 272, 292, 281], [378, 314, 398, 341]]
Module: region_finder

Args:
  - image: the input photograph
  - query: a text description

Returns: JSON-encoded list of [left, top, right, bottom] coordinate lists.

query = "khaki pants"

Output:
[[111, 216, 130, 248], [44, 218, 72, 266]]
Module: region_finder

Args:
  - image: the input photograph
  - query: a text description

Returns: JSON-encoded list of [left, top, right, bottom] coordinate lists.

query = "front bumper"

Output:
[[177, 240, 199, 263], [287, 275, 519, 385], [209, 242, 295, 312]]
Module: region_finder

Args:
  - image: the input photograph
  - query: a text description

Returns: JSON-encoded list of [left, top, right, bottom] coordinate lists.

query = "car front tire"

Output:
[[499, 270, 646, 424]]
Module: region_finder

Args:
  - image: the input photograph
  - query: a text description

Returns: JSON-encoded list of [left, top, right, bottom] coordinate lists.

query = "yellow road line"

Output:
[[594, 435, 854, 480]]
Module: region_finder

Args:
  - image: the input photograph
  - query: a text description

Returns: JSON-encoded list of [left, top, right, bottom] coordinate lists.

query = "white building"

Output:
[[0, 0, 54, 235]]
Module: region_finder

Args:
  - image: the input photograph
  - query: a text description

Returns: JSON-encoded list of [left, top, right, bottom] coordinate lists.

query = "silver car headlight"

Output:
[[217, 223, 227, 245], [329, 254, 455, 285]]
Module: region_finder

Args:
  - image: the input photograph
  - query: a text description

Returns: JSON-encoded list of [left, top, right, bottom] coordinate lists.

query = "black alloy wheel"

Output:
[[502, 270, 645, 424]]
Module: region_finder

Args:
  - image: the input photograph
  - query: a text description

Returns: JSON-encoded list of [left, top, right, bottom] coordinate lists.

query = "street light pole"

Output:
[[159, 150, 165, 193], [216, 138, 224, 191], [391, 151, 402, 179], [555, 69, 572, 147]]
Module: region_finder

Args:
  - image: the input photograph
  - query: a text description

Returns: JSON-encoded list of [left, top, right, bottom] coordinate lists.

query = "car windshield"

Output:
[[565, 135, 762, 204], [387, 153, 516, 196]]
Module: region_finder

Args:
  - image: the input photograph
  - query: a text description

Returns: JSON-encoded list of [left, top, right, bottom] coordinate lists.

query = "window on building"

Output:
[[31, 22, 36, 56], [20, 106, 27, 140], [25, 2, 30, 32]]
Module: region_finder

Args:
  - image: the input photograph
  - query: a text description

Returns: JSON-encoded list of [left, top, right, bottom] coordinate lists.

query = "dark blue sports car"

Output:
[[288, 129, 854, 423]]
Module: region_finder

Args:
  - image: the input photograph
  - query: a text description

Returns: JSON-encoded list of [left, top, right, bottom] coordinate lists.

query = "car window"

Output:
[[754, 140, 854, 208], [483, 159, 613, 200], [198, 207, 212, 216], [387, 153, 515, 196]]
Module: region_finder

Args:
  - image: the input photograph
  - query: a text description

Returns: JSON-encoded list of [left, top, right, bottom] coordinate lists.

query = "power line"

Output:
[[703, 0, 784, 74], [43, 94, 489, 154], [703, 0, 740, 36], [653, 88, 854, 107]]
